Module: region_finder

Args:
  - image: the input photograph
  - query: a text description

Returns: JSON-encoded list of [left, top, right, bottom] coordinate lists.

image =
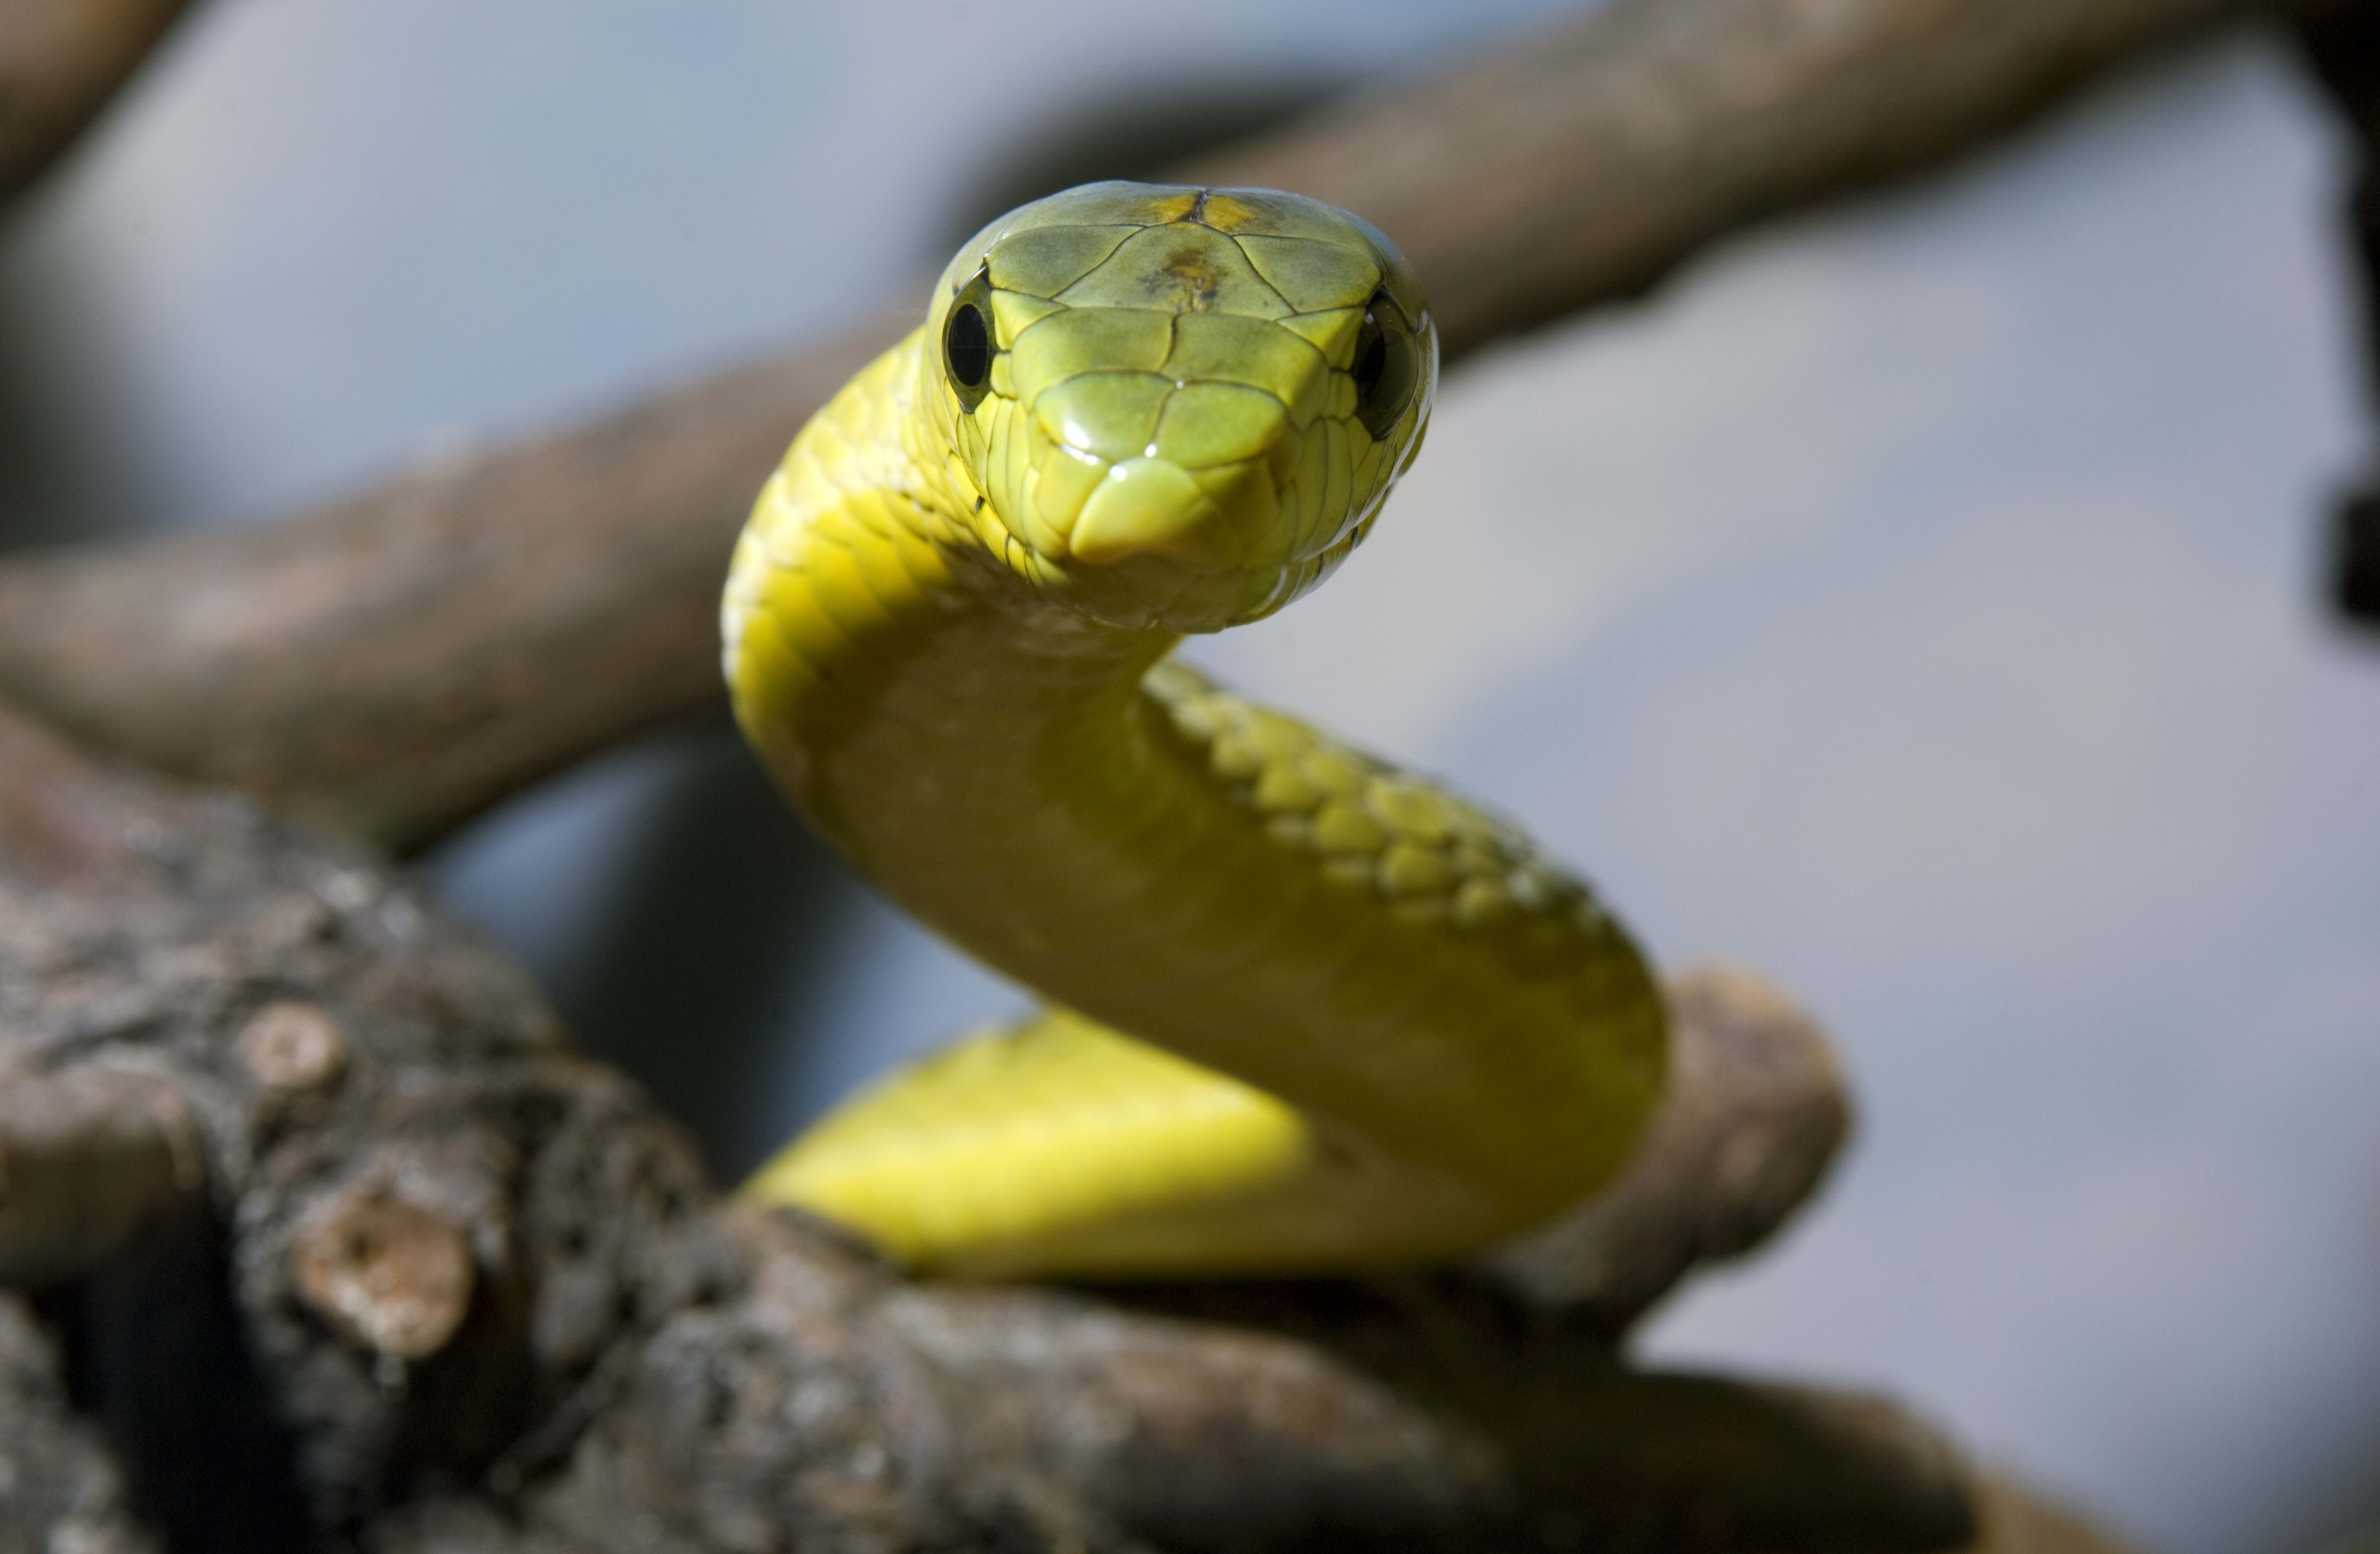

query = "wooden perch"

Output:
[[0, 0, 2333, 850], [0, 696, 2049, 1553]]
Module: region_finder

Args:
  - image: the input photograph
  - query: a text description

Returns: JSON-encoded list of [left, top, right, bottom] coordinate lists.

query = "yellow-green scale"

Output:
[[725, 320, 1664, 1280]]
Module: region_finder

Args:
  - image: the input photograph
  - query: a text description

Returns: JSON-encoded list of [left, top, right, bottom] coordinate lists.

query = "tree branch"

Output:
[[0, 0, 2337, 849], [0, 331, 895, 848], [0, 694, 2028, 1553]]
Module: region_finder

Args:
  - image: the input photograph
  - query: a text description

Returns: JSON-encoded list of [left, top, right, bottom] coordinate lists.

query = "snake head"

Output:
[[913, 182, 1437, 634]]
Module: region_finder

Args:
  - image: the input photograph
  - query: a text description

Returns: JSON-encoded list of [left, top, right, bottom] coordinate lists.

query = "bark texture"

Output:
[[0, 0, 2332, 849], [0, 1294, 156, 1554]]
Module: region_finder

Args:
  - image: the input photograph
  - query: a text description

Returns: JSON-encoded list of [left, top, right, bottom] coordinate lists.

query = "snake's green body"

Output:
[[724, 183, 1664, 1279]]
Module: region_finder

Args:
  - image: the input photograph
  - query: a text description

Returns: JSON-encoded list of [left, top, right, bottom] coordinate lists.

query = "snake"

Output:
[[721, 182, 1665, 1280]]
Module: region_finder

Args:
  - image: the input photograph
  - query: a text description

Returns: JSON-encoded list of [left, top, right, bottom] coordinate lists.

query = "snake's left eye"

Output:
[[1351, 289, 1419, 442], [947, 307, 989, 385], [944, 269, 995, 412]]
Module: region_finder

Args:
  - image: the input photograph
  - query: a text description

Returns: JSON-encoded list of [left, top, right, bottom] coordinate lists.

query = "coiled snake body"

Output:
[[723, 183, 1664, 1279]]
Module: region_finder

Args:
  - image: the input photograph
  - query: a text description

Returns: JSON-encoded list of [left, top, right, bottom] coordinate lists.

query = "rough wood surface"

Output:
[[0, 698, 1991, 1553], [0, 0, 2331, 849], [0, 1294, 157, 1554], [0, 1064, 201, 1288], [0, 0, 192, 206]]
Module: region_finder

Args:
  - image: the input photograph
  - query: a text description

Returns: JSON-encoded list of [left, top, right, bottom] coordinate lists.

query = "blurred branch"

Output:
[[0, 333, 894, 847], [0, 0, 2342, 849], [1192, 0, 2336, 353], [2335, 494, 2380, 620], [2292, 4, 2380, 626], [0, 0, 192, 208]]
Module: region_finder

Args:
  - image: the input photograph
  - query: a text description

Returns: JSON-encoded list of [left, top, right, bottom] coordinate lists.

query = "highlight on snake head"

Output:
[[914, 181, 1439, 633]]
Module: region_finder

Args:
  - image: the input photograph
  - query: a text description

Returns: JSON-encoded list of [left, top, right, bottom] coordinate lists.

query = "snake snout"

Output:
[[1070, 457, 1239, 566], [1028, 375, 1304, 576]]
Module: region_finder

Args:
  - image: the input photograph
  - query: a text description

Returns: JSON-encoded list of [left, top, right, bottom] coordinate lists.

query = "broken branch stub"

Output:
[[291, 1184, 475, 1364]]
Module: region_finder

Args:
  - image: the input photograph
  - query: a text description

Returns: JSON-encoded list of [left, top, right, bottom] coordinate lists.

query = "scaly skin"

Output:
[[723, 183, 1664, 1279]]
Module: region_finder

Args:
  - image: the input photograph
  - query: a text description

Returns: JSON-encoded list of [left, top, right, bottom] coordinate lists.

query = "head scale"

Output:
[[914, 182, 1437, 634]]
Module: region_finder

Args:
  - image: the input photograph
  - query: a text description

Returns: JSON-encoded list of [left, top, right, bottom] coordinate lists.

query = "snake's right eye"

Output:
[[946, 307, 989, 386], [943, 270, 995, 411], [1351, 289, 1419, 442]]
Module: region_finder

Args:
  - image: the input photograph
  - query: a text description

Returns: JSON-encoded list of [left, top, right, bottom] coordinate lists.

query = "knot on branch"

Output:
[[293, 1185, 475, 1366], [239, 1001, 349, 1096]]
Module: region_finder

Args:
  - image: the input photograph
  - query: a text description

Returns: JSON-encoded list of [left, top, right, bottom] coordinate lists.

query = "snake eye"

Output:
[[1351, 290, 1419, 442], [946, 307, 990, 386], [943, 269, 995, 411]]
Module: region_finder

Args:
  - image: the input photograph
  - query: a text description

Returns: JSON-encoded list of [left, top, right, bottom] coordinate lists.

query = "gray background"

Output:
[[1, 2, 2374, 1548]]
